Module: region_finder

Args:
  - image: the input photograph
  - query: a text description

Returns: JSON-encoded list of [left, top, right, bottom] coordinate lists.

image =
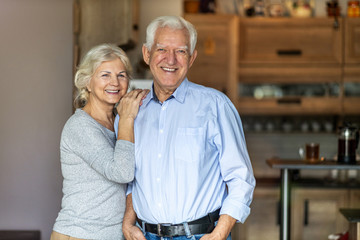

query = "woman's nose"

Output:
[[109, 75, 120, 85]]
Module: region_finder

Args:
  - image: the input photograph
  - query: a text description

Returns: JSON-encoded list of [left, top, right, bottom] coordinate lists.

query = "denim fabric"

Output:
[[144, 232, 232, 240]]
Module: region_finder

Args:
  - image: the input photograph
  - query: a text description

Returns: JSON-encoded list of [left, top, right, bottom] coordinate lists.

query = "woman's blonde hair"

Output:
[[73, 43, 133, 108]]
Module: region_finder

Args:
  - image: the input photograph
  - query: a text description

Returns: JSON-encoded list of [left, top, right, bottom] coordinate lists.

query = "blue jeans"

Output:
[[145, 232, 232, 240]]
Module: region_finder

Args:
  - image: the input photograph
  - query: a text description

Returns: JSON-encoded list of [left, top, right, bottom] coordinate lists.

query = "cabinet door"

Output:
[[232, 187, 280, 240], [343, 18, 360, 114], [291, 189, 348, 240], [344, 18, 360, 64], [236, 17, 343, 115], [184, 14, 238, 97], [238, 18, 342, 65], [350, 190, 360, 208]]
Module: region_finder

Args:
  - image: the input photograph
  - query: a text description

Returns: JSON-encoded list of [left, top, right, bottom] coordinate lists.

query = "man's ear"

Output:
[[189, 49, 198, 68], [142, 45, 150, 65]]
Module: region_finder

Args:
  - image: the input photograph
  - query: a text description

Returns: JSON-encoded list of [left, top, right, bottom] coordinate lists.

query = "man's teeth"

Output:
[[162, 67, 175, 72]]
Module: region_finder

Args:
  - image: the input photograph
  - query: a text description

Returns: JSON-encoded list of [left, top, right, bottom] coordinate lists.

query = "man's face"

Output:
[[142, 27, 197, 93]]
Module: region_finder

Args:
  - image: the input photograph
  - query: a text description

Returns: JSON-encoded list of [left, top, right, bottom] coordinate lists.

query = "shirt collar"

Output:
[[143, 78, 189, 106], [172, 78, 188, 104]]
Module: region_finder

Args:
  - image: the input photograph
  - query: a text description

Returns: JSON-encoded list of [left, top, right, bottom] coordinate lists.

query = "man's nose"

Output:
[[166, 50, 176, 64]]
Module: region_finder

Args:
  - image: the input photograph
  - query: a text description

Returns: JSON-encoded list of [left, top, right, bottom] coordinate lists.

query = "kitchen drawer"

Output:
[[291, 188, 348, 240], [238, 18, 343, 65]]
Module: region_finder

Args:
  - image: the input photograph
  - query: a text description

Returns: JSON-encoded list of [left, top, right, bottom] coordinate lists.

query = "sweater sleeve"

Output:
[[61, 112, 135, 183]]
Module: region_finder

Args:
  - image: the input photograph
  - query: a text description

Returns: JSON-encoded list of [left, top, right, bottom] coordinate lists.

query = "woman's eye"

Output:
[[100, 74, 110, 79], [117, 74, 126, 79]]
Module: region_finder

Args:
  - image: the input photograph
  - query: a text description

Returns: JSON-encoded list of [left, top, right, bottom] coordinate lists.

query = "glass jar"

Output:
[[327, 1, 340, 17], [347, 1, 360, 17]]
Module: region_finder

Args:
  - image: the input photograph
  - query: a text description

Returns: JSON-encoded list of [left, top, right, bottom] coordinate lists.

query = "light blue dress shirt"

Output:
[[114, 78, 255, 224]]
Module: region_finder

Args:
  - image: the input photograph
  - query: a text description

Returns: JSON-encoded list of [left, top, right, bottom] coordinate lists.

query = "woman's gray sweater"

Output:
[[53, 109, 135, 240]]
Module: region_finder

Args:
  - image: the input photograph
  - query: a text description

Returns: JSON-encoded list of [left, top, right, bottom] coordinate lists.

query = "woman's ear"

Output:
[[86, 83, 91, 93]]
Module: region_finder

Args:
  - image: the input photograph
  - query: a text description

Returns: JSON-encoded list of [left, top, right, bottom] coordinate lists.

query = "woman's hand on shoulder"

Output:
[[116, 89, 149, 120]]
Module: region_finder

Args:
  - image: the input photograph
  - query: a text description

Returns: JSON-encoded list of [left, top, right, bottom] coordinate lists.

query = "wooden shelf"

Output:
[[185, 15, 360, 116], [236, 97, 342, 115]]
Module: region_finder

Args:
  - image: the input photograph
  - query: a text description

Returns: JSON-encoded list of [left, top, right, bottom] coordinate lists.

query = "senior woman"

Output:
[[51, 43, 148, 240]]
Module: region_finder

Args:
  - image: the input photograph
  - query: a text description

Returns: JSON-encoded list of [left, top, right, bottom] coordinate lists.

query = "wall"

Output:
[[0, 0, 181, 239], [0, 1, 73, 239]]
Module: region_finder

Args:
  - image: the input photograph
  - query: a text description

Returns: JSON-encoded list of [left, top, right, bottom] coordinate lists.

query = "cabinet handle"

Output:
[[277, 50, 302, 56], [304, 199, 309, 226], [277, 98, 302, 104], [277, 201, 281, 225]]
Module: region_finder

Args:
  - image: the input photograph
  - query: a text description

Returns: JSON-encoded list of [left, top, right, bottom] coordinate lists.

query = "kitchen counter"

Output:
[[267, 158, 360, 240]]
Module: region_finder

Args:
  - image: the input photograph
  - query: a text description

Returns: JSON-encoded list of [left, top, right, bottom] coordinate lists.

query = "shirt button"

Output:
[[159, 129, 163, 134], [162, 106, 166, 111], [158, 203, 162, 207], [158, 154, 162, 158], [156, 178, 160, 182]]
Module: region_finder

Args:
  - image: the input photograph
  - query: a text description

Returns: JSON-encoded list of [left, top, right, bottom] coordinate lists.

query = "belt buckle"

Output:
[[157, 223, 171, 237]]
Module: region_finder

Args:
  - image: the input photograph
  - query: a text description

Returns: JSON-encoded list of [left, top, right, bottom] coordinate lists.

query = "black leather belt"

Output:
[[137, 209, 220, 237]]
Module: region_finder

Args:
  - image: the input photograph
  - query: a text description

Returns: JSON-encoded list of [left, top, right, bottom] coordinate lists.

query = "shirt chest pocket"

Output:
[[175, 127, 205, 163]]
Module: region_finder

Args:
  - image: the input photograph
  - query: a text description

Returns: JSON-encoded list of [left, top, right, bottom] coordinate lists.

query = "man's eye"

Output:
[[177, 49, 187, 54], [157, 48, 166, 52]]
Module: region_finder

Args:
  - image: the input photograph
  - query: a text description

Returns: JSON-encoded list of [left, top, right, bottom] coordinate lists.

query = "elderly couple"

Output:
[[51, 16, 255, 240]]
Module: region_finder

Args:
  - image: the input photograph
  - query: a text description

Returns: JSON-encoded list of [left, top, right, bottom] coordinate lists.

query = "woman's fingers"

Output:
[[116, 89, 149, 119]]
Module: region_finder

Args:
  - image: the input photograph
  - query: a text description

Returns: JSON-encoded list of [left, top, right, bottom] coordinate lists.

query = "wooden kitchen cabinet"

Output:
[[343, 18, 360, 115], [350, 190, 360, 208], [344, 18, 360, 64], [184, 15, 360, 116], [238, 18, 342, 65], [185, 14, 238, 94], [291, 188, 349, 240], [233, 186, 280, 240], [236, 17, 343, 115]]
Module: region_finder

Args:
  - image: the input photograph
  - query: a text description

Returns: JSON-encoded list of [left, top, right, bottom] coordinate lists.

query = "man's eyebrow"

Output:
[[156, 44, 188, 49]]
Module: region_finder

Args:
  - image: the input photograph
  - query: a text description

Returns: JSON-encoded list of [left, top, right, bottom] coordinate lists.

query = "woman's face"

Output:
[[87, 58, 128, 108]]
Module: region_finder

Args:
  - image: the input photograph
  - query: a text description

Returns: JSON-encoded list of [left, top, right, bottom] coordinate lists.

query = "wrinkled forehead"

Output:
[[154, 27, 190, 47]]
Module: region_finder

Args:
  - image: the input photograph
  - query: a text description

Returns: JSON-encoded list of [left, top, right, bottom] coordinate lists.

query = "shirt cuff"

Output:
[[220, 198, 251, 223]]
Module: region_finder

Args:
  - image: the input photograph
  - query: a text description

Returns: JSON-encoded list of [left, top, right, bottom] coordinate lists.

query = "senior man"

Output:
[[115, 15, 256, 240]]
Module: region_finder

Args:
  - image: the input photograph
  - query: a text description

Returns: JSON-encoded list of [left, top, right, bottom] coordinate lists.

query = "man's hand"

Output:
[[122, 194, 146, 240], [122, 224, 145, 240], [200, 214, 236, 240]]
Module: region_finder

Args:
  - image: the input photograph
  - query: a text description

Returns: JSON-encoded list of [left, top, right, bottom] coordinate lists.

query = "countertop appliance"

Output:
[[337, 123, 359, 164]]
